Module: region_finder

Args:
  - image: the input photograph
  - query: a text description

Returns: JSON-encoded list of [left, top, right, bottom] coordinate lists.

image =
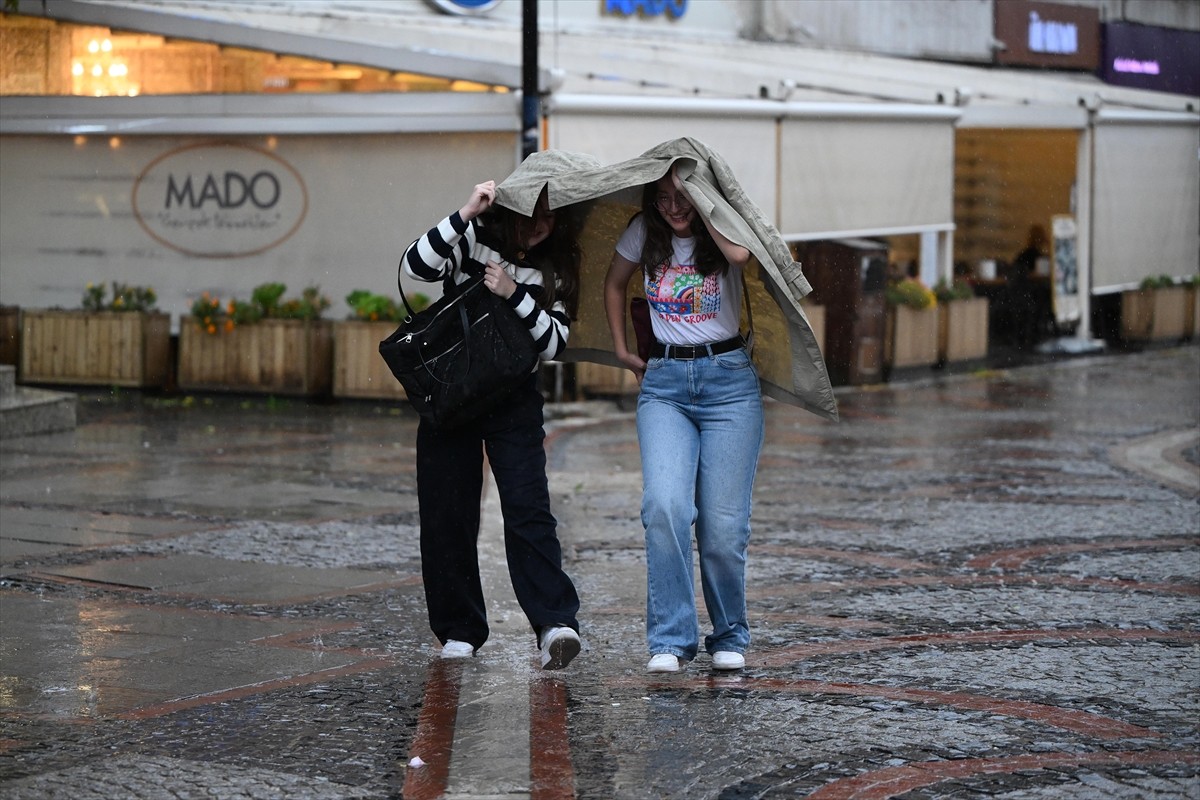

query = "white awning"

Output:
[[779, 115, 955, 240], [546, 94, 960, 241], [1091, 110, 1200, 291], [13, 0, 540, 89], [0, 92, 521, 135]]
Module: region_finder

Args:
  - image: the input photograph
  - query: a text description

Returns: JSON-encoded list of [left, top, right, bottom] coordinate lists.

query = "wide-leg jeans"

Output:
[[416, 375, 580, 651], [636, 347, 765, 660]]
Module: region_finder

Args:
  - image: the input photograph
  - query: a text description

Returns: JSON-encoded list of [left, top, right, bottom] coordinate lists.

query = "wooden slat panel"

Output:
[[19, 311, 168, 387], [178, 320, 333, 396], [939, 297, 989, 362], [887, 306, 939, 368]]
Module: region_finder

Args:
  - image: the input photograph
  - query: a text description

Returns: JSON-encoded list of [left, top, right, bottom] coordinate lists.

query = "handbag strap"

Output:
[[395, 264, 486, 385], [395, 260, 478, 323], [740, 266, 755, 355]]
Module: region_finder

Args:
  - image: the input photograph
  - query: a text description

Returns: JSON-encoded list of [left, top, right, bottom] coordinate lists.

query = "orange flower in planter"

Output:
[[191, 292, 226, 334]]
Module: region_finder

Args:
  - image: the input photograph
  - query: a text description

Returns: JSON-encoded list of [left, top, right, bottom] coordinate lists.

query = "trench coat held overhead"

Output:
[[494, 137, 838, 423]]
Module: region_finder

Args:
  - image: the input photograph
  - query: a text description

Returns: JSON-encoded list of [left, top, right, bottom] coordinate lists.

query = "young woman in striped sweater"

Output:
[[401, 178, 582, 670]]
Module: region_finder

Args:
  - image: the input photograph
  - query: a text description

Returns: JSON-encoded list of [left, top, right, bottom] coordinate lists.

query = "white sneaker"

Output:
[[539, 626, 581, 670], [647, 653, 681, 673], [440, 640, 474, 659], [712, 651, 745, 670]]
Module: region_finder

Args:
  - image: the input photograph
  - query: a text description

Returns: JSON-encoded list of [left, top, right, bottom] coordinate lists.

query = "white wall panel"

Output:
[[0, 132, 516, 324]]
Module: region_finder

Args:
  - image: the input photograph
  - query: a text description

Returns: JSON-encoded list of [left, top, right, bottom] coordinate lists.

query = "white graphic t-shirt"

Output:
[[616, 215, 742, 347]]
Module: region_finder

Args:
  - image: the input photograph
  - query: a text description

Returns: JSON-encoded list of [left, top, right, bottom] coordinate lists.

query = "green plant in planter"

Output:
[[251, 282, 287, 316], [1139, 275, 1175, 290], [933, 278, 974, 304], [229, 298, 263, 326], [345, 289, 429, 322], [277, 286, 331, 321], [82, 282, 157, 312], [190, 283, 331, 333], [885, 278, 937, 310]]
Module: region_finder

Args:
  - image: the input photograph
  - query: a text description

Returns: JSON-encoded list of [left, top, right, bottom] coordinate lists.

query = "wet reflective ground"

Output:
[[1, 345, 1198, 799]]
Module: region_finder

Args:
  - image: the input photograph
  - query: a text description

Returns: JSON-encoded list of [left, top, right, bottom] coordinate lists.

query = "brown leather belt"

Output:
[[650, 335, 744, 360]]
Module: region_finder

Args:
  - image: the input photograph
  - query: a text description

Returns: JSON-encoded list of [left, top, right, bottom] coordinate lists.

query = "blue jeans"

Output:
[[636, 347, 764, 660]]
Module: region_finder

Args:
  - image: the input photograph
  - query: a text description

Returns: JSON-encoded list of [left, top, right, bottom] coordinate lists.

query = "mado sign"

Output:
[[605, 0, 687, 19], [132, 142, 308, 258]]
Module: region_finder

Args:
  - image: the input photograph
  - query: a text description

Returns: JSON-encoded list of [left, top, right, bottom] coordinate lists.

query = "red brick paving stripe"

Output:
[[115, 657, 395, 721], [805, 749, 1200, 799], [613, 674, 1160, 741], [403, 658, 464, 800], [735, 677, 1158, 740], [968, 536, 1199, 571], [530, 677, 575, 800], [750, 572, 1200, 597], [751, 545, 934, 571], [583, 604, 887, 630], [754, 627, 1200, 667]]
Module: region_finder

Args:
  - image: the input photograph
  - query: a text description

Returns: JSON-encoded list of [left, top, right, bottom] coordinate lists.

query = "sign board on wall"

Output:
[[427, 0, 503, 16], [1099, 23, 1200, 97], [132, 142, 308, 258], [994, 0, 1100, 70]]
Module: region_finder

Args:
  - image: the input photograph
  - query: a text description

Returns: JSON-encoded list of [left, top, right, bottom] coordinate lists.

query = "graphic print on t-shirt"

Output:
[[647, 265, 721, 322]]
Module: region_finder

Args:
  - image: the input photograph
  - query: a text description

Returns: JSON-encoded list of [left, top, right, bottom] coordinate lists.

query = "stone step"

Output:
[[0, 372, 77, 439]]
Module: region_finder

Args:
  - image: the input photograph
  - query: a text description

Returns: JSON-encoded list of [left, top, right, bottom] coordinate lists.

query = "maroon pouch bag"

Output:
[[630, 297, 653, 362]]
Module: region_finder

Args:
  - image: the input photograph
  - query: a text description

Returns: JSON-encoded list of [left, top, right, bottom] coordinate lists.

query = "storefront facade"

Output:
[[1, 0, 1196, 350]]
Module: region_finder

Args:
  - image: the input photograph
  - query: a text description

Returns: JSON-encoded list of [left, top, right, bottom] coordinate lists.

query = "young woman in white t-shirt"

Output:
[[603, 167, 765, 674]]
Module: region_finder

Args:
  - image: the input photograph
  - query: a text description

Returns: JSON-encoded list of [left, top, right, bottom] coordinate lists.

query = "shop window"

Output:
[[0, 16, 505, 96]]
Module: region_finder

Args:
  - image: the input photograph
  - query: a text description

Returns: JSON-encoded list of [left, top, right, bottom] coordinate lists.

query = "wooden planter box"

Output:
[[0, 305, 19, 367], [575, 362, 635, 398], [333, 320, 406, 400], [885, 305, 939, 369], [938, 297, 989, 363], [801, 301, 826, 357], [1121, 287, 1190, 342], [1189, 286, 1199, 340], [178, 319, 333, 396], [19, 310, 170, 387]]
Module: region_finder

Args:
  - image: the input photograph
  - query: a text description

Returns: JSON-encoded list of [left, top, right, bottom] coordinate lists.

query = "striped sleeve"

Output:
[[401, 211, 473, 283], [507, 285, 570, 362]]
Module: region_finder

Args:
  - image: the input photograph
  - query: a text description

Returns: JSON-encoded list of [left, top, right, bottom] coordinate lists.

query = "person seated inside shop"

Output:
[[1004, 225, 1056, 350]]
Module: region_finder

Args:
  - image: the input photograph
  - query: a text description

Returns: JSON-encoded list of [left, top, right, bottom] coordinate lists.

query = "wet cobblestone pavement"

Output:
[[1, 346, 1198, 799]]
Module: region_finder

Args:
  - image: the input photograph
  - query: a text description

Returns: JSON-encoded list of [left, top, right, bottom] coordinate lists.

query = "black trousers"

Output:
[[416, 375, 580, 650]]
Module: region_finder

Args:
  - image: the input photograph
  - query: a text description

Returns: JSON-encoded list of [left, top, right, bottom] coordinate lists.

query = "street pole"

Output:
[[521, 0, 538, 160]]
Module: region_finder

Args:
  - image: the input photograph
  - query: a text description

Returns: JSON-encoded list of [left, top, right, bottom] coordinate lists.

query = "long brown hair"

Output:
[[638, 180, 727, 281], [482, 198, 586, 318]]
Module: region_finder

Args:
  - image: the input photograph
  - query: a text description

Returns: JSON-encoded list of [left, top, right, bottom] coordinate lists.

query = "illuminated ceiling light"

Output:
[[88, 39, 100, 53], [91, 64, 103, 77], [109, 63, 128, 77], [73, 135, 87, 146], [109, 137, 121, 149], [72, 62, 84, 76], [101, 39, 112, 52]]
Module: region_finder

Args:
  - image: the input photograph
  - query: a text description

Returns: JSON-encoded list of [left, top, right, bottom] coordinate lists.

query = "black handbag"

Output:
[[379, 272, 539, 429]]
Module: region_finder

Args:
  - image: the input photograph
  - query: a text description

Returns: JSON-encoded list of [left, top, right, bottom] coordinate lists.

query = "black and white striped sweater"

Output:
[[401, 211, 570, 362]]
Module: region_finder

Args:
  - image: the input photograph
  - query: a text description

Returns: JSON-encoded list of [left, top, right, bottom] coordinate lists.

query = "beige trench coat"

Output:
[[495, 137, 837, 422]]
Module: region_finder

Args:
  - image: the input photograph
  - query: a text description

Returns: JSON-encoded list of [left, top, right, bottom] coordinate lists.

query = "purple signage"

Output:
[[1100, 23, 1199, 97]]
